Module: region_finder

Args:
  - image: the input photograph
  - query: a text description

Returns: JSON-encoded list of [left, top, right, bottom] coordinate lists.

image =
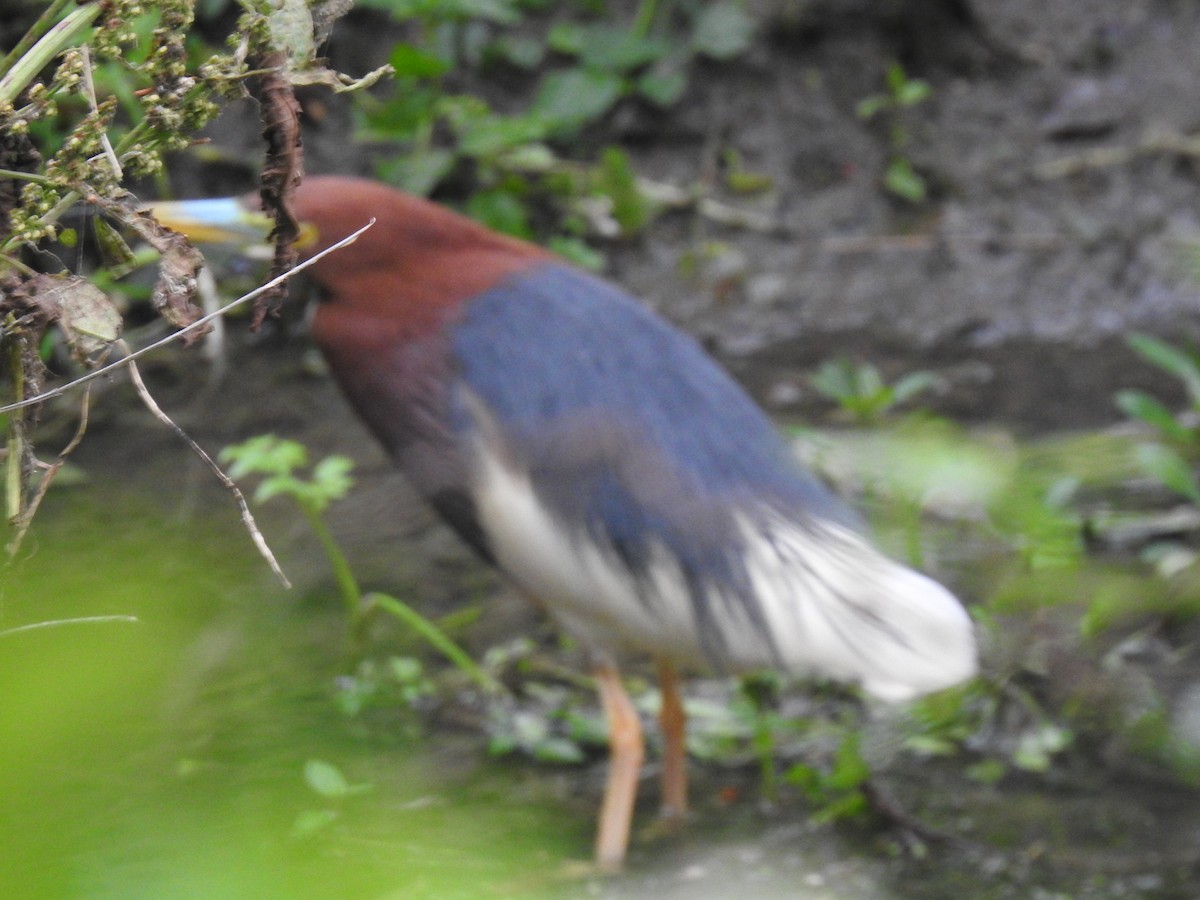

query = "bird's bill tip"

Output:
[[143, 197, 281, 246]]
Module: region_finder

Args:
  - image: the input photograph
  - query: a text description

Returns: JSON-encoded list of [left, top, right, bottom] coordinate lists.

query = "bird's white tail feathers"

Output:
[[469, 432, 976, 701], [736, 514, 977, 701]]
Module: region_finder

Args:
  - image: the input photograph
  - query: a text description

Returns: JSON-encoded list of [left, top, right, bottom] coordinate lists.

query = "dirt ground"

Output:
[[174, 0, 1200, 433], [13, 1, 1200, 896]]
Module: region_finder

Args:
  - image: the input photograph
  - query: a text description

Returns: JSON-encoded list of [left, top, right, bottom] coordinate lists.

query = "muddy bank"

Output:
[[170, 0, 1200, 431]]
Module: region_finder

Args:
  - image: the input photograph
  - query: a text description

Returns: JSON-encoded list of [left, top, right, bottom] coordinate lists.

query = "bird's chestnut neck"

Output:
[[273, 177, 551, 337]]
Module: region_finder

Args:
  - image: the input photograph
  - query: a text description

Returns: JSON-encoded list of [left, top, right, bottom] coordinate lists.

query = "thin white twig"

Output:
[[0, 615, 142, 639], [122, 340, 292, 588], [197, 265, 227, 383], [0, 218, 374, 415], [80, 45, 122, 180]]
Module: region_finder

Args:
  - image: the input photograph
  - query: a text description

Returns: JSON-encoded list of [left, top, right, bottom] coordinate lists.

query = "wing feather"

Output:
[[446, 262, 975, 697]]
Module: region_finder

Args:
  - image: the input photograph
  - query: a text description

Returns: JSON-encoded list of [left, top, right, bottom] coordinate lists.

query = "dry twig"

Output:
[[246, 51, 304, 326], [0, 220, 374, 580], [0, 219, 374, 416], [122, 340, 290, 588], [1034, 128, 1200, 180], [5, 385, 91, 560]]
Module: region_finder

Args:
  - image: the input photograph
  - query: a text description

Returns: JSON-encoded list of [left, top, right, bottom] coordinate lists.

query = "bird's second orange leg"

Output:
[[593, 660, 645, 871], [656, 658, 688, 822]]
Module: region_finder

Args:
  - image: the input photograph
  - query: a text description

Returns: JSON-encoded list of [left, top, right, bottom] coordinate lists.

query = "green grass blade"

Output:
[[368, 592, 503, 695]]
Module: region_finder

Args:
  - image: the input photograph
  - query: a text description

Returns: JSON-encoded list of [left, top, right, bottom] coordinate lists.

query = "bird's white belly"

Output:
[[469, 437, 978, 699], [470, 446, 711, 664]]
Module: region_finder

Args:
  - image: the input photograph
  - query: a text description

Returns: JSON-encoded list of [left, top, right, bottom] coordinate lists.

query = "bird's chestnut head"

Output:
[[150, 175, 550, 333]]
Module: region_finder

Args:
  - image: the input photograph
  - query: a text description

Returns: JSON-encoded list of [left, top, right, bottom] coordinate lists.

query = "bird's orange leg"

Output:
[[593, 660, 645, 871], [656, 658, 688, 822]]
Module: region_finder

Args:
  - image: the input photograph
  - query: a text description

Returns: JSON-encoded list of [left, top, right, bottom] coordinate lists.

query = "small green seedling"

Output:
[[354, 0, 757, 248], [784, 729, 871, 824], [221, 435, 499, 693], [292, 758, 373, 838], [1116, 333, 1200, 503], [811, 357, 936, 425], [857, 63, 933, 203]]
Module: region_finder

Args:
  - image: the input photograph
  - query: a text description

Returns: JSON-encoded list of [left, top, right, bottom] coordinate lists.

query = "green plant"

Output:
[[0, 0, 391, 551], [986, 461, 1085, 573], [811, 357, 936, 425], [333, 655, 438, 716], [486, 692, 595, 764], [220, 435, 499, 692], [784, 727, 871, 824], [354, 0, 757, 246], [1, 0, 227, 554], [292, 758, 374, 838], [735, 673, 792, 802], [856, 62, 932, 203], [1116, 332, 1200, 502], [0, 1, 227, 259]]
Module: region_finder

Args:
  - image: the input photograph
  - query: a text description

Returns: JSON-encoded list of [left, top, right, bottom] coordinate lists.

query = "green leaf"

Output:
[[854, 362, 885, 398], [811, 358, 857, 401], [488, 34, 545, 70], [1012, 724, 1072, 772], [389, 656, 424, 683], [357, 87, 440, 141], [466, 188, 532, 238], [726, 168, 773, 194], [577, 26, 670, 72], [488, 733, 518, 756], [1135, 443, 1200, 503], [376, 150, 456, 196], [561, 709, 609, 747], [268, 0, 316, 65], [454, 0, 521, 24], [966, 759, 1007, 785], [1115, 390, 1192, 443], [856, 94, 888, 120], [253, 473, 305, 505], [496, 141, 557, 173], [637, 61, 688, 108], [369, 592, 501, 692], [356, 0, 520, 25], [783, 760, 821, 794], [303, 759, 372, 798], [547, 235, 606, 271], [903, 734, 957, 756], [691, 1, 756, 61], [52, 277, 122, 363], [531, 68, 624, 133], [333, 675, 375, 717], [532, 736, 586, 764], [311, 455, 355, 502], [389, 44, 450, 79], [304, 759, 351, 798], [291, 808, 339, 838], [456, 113, 547, 158], [94, 217, 136, 269], [546, 22, 587, 55], [596, 146, 649, 234], [884, 157, 926, 203], [891, 371, 937, 404], [828, 733, 870, 790], [896, 78, 932, 107], [220, 435, 308, 479], [1126, 333, 1200, 404], [0, 3, 102, 107]]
